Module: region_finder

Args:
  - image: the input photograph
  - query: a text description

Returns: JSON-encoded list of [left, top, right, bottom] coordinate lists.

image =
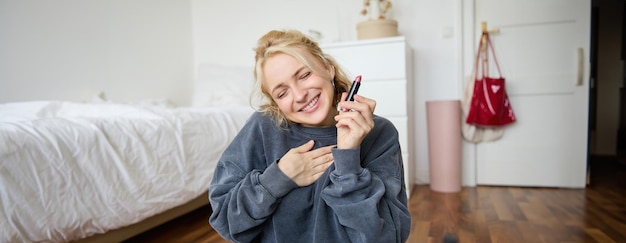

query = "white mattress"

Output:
[[0, 101, 253, 242]]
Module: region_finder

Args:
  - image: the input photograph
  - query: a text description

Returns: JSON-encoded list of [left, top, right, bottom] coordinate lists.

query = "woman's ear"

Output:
[[328, 64, 336, 79]]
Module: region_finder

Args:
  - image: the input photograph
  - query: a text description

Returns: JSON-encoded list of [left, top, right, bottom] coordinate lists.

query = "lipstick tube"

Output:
[[345, 75, 362, 101]]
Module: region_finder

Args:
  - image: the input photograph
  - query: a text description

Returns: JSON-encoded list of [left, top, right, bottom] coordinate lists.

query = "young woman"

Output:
[[208, 29, 410, 242]]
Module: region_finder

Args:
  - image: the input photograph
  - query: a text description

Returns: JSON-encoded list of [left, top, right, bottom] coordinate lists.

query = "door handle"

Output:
[[577, 47, 584, 86]]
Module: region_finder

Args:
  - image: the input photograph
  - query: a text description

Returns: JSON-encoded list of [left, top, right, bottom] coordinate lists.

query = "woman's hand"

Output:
[[335, 94, 376, 149], [277, 140, 335, 187]]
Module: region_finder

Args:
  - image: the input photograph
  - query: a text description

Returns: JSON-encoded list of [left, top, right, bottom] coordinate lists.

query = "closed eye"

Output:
[[276, 89, 287, 99], [277, 91, 287, 99], [298, 71, 311, 80], [273, 70, 310, 99]]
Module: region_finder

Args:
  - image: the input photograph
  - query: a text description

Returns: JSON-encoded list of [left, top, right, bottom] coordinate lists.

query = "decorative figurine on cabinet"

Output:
[[361, 0, 392, 20], [357, 0, 398, 40]]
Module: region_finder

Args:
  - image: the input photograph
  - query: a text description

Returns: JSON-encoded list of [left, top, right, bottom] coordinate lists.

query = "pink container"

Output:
[[426, 100, 462, 193]]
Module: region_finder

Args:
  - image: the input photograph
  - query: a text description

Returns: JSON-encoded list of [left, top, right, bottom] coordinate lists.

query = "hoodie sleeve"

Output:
[[322, 118, 411, 243], [208, 115, 298, 242]]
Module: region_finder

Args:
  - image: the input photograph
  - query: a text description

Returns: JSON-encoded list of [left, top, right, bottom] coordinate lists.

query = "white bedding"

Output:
[[0, 101, 253, 242]]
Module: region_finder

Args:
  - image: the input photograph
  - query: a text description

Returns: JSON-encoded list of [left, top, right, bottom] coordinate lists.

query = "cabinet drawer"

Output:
[[323, 41, 406, 80], [359, 80, 407, 117]]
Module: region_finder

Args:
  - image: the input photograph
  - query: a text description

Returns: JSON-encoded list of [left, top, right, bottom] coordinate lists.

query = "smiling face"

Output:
[[262, 52, 337, 127]]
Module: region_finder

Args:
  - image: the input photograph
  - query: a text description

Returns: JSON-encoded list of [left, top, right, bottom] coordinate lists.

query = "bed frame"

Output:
[[76, 192, 209, 243]]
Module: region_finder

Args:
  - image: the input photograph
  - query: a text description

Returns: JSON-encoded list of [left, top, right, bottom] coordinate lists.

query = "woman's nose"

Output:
[[292, 87, 307, 103]]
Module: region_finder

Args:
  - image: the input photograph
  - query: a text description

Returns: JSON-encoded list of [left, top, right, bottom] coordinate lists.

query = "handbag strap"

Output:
[[473, 32, 502, 115], [474, 32, 503, 79]]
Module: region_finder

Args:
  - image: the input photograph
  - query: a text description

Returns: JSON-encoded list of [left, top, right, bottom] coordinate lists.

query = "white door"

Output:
[[470, 0, 590, 188]]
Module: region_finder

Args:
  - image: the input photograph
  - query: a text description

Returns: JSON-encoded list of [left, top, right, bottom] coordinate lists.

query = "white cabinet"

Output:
[[322, 37, 414, 196]]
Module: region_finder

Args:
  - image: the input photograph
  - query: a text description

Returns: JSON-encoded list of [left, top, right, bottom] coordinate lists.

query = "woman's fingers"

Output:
[[335, 94, 376, 149], [338, 95, 375, 119], [353, 94, 376, 112], [308, 146, 334, 168]]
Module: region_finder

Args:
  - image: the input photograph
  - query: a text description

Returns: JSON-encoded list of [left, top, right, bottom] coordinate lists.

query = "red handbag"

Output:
[[466, 32, 516, 127]]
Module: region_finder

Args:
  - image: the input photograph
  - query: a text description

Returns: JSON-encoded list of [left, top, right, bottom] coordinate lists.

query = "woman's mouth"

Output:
[[300, 95, 319, 112]]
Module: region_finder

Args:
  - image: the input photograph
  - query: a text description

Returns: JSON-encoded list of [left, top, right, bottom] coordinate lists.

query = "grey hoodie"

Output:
[[209, 112, 410, 243]]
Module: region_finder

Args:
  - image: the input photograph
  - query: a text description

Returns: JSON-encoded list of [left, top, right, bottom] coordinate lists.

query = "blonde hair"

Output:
[[253, 29, 352, 127]]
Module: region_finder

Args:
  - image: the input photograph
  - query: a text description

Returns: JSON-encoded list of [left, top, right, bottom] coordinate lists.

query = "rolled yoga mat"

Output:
[[426, 100, 462, 193]]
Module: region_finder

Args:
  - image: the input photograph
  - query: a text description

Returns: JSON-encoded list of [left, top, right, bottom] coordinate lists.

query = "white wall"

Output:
[[191, 0, 356, 68], [0, 0, 194, 106], [398, 0, 462, 184], [191, 0, 462, 185]]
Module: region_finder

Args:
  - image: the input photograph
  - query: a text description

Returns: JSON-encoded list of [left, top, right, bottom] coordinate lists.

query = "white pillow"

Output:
[[192, 63, 255, 107]]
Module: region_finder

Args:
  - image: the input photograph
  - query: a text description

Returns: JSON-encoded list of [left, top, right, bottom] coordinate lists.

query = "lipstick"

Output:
[[345, 75, 362, 102]]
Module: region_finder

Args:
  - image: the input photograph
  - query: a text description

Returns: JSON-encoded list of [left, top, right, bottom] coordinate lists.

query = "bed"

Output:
[[0, 64, 256, 242]]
